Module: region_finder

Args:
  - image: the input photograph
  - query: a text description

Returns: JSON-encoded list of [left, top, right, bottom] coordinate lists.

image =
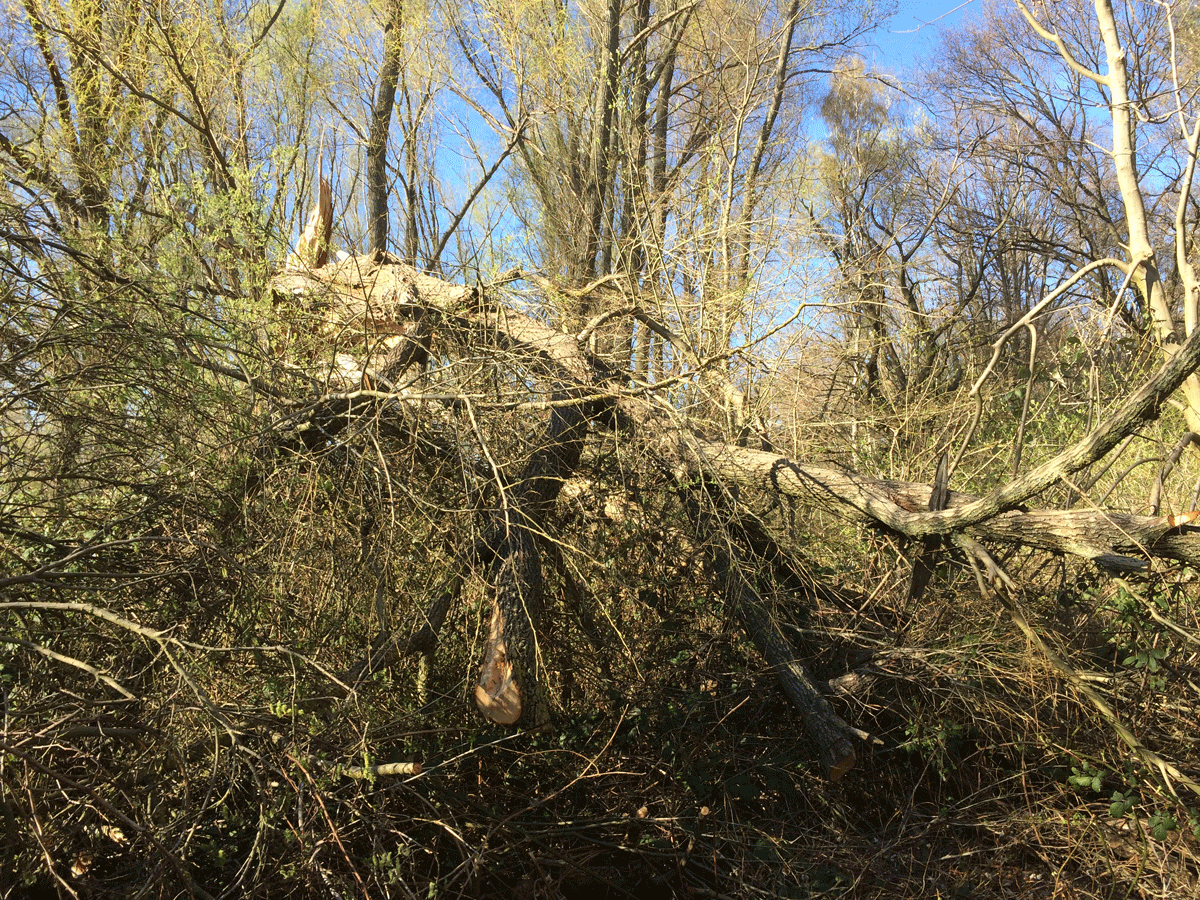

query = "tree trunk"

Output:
[[367, 0, 405, 257], [690, 495, 858, 780]]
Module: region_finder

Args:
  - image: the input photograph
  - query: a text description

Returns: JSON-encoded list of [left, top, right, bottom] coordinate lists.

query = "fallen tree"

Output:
[[267, 251, 1200, 783]]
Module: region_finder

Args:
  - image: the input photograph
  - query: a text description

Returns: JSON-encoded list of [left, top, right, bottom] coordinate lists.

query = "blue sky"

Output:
[[867, 0, 980, 71]]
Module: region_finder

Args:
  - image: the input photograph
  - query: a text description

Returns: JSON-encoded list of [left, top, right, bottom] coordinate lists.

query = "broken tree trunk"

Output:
[[689, 493, 860, 780], [622, 399, 1200, 570], [734, 573, 859, 781], [270, 255, 1200, 777], [275, 254, 597, 728]]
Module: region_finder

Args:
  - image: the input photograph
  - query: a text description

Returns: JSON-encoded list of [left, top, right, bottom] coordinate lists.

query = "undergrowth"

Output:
[[4, 449, 1200, 899]]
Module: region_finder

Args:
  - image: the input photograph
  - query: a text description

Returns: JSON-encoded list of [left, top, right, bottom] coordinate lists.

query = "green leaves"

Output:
[[1147, 810, 1176, 841], [1068, 763, 1106, 793], [1109, 790, 1134, 818], [1121, 646, 1166, 673]]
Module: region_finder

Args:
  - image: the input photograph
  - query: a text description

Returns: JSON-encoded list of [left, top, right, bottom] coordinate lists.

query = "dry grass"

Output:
[[5, 462, 1200, 900], [5, 324, 1200, 898]]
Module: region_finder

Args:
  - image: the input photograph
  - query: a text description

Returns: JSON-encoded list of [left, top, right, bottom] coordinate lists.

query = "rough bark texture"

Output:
[[471, 384, 591, 727], [476, 527, 547, 726], [367, 0, 406, 257]]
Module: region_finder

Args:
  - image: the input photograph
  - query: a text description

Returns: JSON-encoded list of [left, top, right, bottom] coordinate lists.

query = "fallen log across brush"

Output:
[[269, 254, 1200, 781]]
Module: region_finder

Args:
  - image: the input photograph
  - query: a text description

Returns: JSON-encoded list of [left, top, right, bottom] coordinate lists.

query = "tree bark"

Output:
[[367, 0, 406, 257], [690, 495, 859, 780]]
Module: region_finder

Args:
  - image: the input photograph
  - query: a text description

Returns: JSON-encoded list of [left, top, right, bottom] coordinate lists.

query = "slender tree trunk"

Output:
[[649, 37, 676, 250], [733, 0, 801, 288], [1087, 0, 1200, 430], [621, 0, 651, 277], [587, 0, 621, 280], [63, 0, 112, 234], [367, 0, 405, 257], [401, 88, 420, 265]]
